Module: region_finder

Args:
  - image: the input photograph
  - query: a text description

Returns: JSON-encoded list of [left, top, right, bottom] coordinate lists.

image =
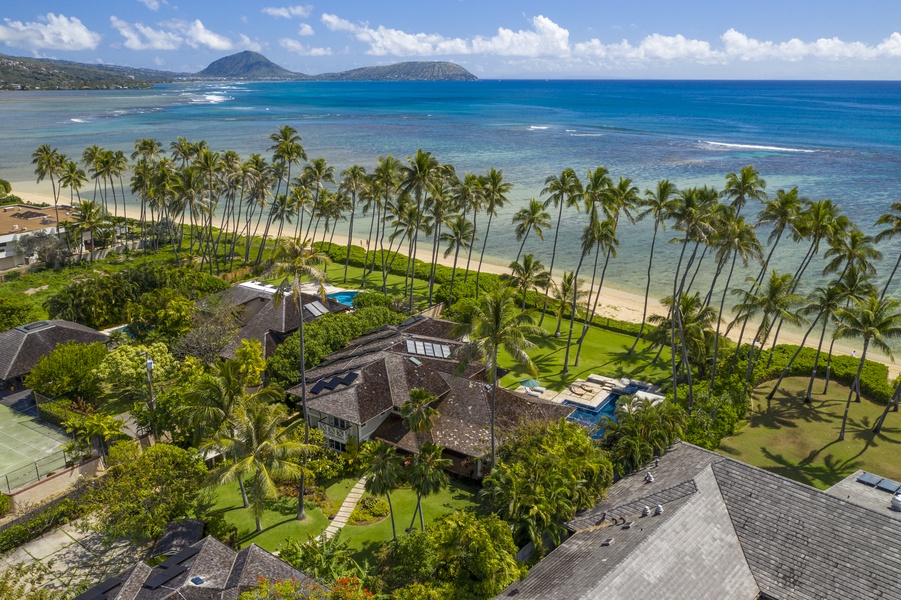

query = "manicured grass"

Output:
[[207, 477, 357, 551], [498, 322, 671, 392], [717, 377, 901, 489], [336, 479, 482, 564]]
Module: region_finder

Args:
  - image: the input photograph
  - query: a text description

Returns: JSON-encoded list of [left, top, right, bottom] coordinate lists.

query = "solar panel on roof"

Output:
[[857, 472, 883, 487], [342, 372, 358, 385], [305, 303, 324, 317], [309, 301, 329, 316], [876, 479, 901, 493], [158, 545, 200, 569], [406, 340, 416, 353], [73, 578, 122, 600], [143, 565, 187, 589], [440, 345, 452, 358], [405, 339, 453, 359], [310, 381, 327, 394]]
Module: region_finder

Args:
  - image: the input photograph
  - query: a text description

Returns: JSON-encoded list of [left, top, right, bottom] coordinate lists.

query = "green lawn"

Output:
[[207, 477, 357, 551], [717, 377, 901, 489], [498, 323, 671, 392], [336, 479, 482, 564]]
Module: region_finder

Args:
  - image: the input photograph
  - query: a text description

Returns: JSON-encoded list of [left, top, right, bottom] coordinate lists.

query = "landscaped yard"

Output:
[[717, 377, 901, 489]]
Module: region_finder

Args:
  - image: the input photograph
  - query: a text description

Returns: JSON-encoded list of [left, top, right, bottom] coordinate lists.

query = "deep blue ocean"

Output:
[[2, 79, 900, 301]]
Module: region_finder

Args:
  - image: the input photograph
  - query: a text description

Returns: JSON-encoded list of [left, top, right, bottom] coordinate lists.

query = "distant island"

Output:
[[0, 51, 478, 90]]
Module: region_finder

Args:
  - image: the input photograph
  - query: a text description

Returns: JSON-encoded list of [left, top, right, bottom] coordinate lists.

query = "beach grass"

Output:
[[717, 377, 901, 489]]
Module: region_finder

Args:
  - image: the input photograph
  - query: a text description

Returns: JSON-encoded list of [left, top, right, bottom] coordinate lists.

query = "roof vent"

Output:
[[601, 538, 614, 546], [654, 504, 664, 516], [190, 576, 204, 585], [641, 506, 650, 517], [892, 494, 901, 512], [644, 471, 654, 483], [622, 521, 635, 529]]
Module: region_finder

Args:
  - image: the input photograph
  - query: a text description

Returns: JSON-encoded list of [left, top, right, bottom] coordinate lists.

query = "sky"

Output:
[[3, 1, 901, 79]]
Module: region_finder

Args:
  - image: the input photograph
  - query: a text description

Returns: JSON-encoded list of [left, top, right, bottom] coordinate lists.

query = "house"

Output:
[[73, 535, 317, 600], [496, 441, 901, 599], [0, 320, 109, 388], [287, 316, 573, 476], [0, 204, 66, 271], [218, 280, 350, 360]]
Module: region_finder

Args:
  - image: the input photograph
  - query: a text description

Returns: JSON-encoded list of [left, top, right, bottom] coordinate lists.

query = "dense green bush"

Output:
[[349, 496, 390, 524], [0, 497, 89, 554], [0, 495, 10, 517], [36, 398, 84, 428], [351, 291, 400, 311], [26, 341, 108, 405]]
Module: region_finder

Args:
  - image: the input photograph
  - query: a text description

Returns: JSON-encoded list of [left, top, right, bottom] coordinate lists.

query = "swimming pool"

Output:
[[564, 393, 620, 439], [327, 290, 360, 307]]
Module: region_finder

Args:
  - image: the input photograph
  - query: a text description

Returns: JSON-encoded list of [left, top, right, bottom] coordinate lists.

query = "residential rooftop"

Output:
[[0, 204, 66, 237]]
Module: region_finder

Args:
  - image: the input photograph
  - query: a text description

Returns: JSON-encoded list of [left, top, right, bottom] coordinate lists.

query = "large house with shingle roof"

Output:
[[0, 320, 108, 387], [496, 441, 901, 600], [287, 315, 573, 476]]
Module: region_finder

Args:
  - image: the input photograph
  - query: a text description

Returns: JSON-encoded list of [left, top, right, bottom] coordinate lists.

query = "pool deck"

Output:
[[516, 375, 664, 409]]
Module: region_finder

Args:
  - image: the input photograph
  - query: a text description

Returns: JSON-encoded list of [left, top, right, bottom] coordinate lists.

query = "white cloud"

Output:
[[137, 0, 161, 10], [262, 5, 312, 19], [179, 19, 233, 51], [280, 38, 331, 55], [471, 15, 570, 57], [0, 13, 101, 52], [298, 23, 314, 37], [110, 16, 181, 50], [239, 34, 262, 52]]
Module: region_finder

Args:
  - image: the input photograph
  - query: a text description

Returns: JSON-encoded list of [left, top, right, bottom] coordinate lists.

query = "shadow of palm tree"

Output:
[[760, 447, 858, 488]]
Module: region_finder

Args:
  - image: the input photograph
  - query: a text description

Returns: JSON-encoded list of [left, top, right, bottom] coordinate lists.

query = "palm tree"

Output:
[[440, 215, 475, 306], [453, 285, 542, 467], [539, 169, 583, 322], [562, 208, 603, 374], [401, 388, 439, 446], [723, 165, 767, 218], [551, 271, 583, 338], [474, 168, 513, 298], [360, 441, 403, 540], [339, 165, 367, 283], [630, 179, 678, 353], [834, 294, 901, 440], [407, 442, 450, 531], [649, 293, 717, 379], [400, 149, 441, 309], [512, 198, 552, 262], [456, 173, 484, 279], [369, 155, 402, 285], [267, 238, 330, 520], [32, 144, 64, 233], [71, 200, 109, 262], [59, 160, 87, 206], [423, 184, 454, 305], [269, 125, 307, 214], [803, 283, 844, 402], [207, 399, 309, 532], [875, 201, 901, 299], [502, 254, 551, 311]]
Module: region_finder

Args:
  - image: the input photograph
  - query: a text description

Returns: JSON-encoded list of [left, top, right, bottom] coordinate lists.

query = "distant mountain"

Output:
[[0, 54, 176, 90], [196, 51, 304, 80], [315, 61, 478, 82]]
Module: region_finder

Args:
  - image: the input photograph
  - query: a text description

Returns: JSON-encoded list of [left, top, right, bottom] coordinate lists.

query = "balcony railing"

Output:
[[318, 417, 351, 442]]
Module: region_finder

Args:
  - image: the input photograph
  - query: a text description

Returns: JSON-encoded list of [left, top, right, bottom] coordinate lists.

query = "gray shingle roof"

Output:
[[0, 320, 108, 381], [498, 442, 901, 600]]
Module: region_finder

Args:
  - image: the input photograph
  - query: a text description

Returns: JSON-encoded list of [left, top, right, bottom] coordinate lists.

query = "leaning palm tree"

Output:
[[339, 164, 367, 283], [875, 201, 901, 299], [267, 238, 330, 520], [538, 169, 583, 323], [803, 283, 844, 402], [360, 440, 404, 540], [511, 198, 552, 262], [834, 294, 901, 440], [407, 441, 450, 531], [207, 399, 310, 532], [439, 214, 475, 306], [474, 168, 513, 297], [649, 293, 717, 380], [453, 285, 542, 467], [32, 144, 65, 233], [502, 254, 551, 311], [400, 149, 441, 309]]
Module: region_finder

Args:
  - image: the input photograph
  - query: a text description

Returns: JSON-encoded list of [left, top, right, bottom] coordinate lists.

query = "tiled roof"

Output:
[[0, 320, 108, 380], [497, 442, 901, 600]]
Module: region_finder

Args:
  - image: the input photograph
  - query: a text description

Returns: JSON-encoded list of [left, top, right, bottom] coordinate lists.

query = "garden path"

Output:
[[323, 476, 366, 539]]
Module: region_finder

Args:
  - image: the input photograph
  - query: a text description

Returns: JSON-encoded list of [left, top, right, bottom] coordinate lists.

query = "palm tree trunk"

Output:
[[297, 288, 309, 521], [575, 246, 605, 367], [670, 240, 690, 404], [562, 252, 587, 375], [387, 492, 397, 540], [428, 225, 440, 305], [464, 211, 478, 281], [767, 312, 821, 399], [448, 246, 461, 306], [881, 252, 901, 300], [806, 318, 830, 403], [474, 213, 494, 300], [823, 337, 837, 394], [873, 380, 901, 434], [490, 349, 499, 468], [539, 202, 566, 326], [344, 193, 357, 283], [630, 219, 659, 354], [515, 224, 532, 263], [709, 252, 738, 394], [839, 338, 869, 440]]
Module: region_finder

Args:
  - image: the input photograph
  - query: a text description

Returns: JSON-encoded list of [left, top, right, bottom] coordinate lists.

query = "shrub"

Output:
[[349, 497, 390, 524], [0, 495, 10, 517], [37, 398, 85, 428], [351, 291, 400, 311], [0, 497, 89, 554]]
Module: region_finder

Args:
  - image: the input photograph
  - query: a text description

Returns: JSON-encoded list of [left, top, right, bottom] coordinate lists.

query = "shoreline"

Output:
[[11, 188, 899, 379]]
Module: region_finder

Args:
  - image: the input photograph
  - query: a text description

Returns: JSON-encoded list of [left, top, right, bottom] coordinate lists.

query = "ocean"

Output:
[[2, 79, 900, 303]]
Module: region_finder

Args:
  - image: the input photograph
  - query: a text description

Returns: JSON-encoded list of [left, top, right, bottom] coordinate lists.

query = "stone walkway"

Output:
[[323, 476, 367, 539]]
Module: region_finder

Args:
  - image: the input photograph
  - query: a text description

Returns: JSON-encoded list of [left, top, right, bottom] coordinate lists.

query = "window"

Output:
[[327, 439, 346, 452]]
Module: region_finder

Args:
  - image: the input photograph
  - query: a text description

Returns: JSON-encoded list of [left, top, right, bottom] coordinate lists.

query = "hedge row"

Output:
[[36, 398, 83, 428], [0, 496, 90, 554]]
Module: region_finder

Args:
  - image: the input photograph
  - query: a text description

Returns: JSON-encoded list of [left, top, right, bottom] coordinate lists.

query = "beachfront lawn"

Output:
[[717, 377, 901, 489], [336, 479, 482, 564], [498, 322, 671, 392], [206, 477, 356, 551]]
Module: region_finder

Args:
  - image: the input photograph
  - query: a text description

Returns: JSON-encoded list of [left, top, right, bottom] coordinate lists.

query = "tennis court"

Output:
[[0, 402, 71, 490]]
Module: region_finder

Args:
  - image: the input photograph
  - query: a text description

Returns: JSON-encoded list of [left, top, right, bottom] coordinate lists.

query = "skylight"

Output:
[[405, 339, 452, 359]]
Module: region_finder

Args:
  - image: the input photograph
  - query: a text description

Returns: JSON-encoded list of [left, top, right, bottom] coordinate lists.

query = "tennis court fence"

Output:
[[0, 451, 70, 494]]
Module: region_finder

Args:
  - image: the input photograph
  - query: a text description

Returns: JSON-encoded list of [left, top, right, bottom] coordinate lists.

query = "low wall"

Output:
[[8, 456, 104, 512]]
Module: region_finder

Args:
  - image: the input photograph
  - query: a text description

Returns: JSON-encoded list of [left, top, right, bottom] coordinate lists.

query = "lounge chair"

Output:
[[532, 386, 547, 393], [580, 383, 597, 393], [569, 386, 585, 396], [527, 388, 543, 397]]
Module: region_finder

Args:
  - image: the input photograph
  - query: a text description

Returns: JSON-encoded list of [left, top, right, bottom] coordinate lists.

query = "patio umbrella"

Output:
[[520, 378, 541, 388]]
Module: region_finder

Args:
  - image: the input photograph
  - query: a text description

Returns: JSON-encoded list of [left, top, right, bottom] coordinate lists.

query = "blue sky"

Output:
[[3, 1, 901, 78]]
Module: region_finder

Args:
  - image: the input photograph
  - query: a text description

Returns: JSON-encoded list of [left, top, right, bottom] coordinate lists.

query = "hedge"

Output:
[[0, 497, 90, 554], [0, 495, 9, 518], [37, 398, 84, 428]]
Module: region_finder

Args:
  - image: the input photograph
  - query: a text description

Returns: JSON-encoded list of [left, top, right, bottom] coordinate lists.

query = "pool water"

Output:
[[564, 393, 620, 439], [327, 291, 360, 307]]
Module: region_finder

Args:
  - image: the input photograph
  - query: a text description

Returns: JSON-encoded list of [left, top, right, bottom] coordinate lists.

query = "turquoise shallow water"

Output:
[[2, 80, 900, 301]]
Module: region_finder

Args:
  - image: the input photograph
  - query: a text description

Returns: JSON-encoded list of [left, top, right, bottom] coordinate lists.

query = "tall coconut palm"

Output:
[[562, 208, 603, 374], [360, 440, 403, 540], [401, 388, 439, 448], [59, 160, 87, 205], [440, 214, 475, 306], [803, 283, 844, 402], [400, 149, 441, 309], [823, 266, 876, 393], [207, 399, 309, 532], [407, 442, 450, 531], [369, 155, 402, 285], [474, 168, 513, 298], [32, 144, 64, 234], [71, 200, 109, 262], [630, 179, 678, 353], [723, 165, 767, 218], [423, 184, 454, 305], [551, 271, 583, 338], [339, 165, 367, 283], [503, 254, 551, 311], [649, 292, 717, 378], [834, 294, 901, 440], [875, 201, 901, 299], [267, 238, 330, 520], [512, 198, 552, 262], [453, 285, 542, 467], [539, 169, 583, 323], [268, 125, 307, 211], [456, 173, 484, 279]]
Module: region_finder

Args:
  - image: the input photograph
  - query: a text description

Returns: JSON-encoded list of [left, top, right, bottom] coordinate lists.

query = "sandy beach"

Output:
[[11, 188, 899, 378]]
